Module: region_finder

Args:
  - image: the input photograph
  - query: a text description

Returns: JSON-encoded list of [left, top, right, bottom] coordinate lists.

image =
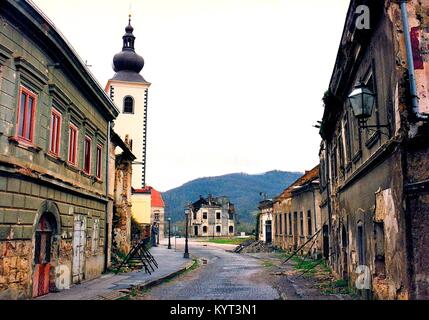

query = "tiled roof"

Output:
[[150, 188, 165, 208], [133, 186, 165, 207], [276, 165, 320, 201]]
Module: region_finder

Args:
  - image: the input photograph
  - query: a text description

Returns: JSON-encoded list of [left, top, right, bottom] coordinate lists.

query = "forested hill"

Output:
[[162, 170, 302, 223]]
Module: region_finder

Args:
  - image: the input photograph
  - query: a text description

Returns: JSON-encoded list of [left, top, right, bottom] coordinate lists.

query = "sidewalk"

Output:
[[37, 244, 193, 300]]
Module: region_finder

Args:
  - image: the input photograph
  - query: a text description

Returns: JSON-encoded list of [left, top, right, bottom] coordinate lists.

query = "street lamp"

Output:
[[348, 81, 389, 133], [184, 206, 190, 259], [167, 217, 172, 249]]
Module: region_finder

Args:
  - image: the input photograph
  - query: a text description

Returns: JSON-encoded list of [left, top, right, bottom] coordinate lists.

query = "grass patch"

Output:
[[206, 237, 254, 245], [262, 260, 275, 268]]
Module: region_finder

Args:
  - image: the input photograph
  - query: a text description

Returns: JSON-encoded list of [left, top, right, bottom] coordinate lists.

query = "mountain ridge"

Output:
[[162, 170, 303, 224]]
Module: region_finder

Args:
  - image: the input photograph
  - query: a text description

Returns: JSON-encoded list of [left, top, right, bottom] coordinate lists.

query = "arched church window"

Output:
[[123, 96, 134, 114]]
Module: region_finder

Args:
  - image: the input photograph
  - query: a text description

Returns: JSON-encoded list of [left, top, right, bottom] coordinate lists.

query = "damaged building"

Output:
[[190, 195, 236, 238], [318, 0, 429, 299], [0, 0, 135, 299], [272, 166, 323, 258]]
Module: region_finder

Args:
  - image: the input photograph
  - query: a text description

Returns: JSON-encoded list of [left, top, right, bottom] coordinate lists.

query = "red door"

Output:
[[32, 214, 54, 298]]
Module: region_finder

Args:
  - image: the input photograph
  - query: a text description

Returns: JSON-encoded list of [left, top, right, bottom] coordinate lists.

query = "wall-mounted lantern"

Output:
[[348, 81, 389, 134]]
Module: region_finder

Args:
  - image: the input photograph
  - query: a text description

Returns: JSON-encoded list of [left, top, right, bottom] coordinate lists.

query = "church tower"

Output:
[[106, 15, 150, 189]]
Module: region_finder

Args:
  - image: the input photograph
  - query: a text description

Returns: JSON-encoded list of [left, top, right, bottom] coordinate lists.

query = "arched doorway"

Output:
[[32, 211, 57, 297]]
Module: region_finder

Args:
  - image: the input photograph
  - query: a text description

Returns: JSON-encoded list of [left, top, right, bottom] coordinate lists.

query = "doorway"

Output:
[[265, 220, 272, 243], [323, 224, 329, 260], [293, 212, 298, 250], [73, 215, 86, 284], [32, 212, 57, 298]]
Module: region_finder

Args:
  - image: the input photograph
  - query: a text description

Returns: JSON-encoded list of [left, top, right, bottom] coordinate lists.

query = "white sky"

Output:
[[32, 0, 350, 192]]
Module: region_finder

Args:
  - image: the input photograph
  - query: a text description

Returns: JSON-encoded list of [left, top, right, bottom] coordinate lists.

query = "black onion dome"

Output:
[[113, 51, 144, 73], [111, 16, 147, 83]]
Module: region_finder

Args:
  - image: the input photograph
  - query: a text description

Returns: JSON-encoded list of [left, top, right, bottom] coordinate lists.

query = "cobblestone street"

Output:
[[129, 240, 355, 300]]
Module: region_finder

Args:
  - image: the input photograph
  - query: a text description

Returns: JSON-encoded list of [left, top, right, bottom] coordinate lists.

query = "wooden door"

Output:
[[72, 215, 86, 284], [32, 214, 54, 297]]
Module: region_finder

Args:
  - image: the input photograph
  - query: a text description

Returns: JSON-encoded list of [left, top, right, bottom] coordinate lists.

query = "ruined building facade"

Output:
[[272, 166, 323, 258], [318, 0, 429, 299], [190, 195, 236, 238]]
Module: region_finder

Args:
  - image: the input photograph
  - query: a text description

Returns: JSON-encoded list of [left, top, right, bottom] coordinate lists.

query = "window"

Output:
[[229, 226, 234, 234], [300, 212, 304, 235], [288, 213, 292, 235], [228, 213, 234, 220], [216, 226, 221, 233], [193, 211, 197, 220], [83, 136, 92, 174], [279, 214, 283, 234], [307, 210, 312, 236], [203, 212, 207, 220], [203, 226, 207, 233], [96, 145, 102, 179], [216, 212, 221, 220], [357, 222, 365, 265], [49, 108, 62, 156], [16, 86, 37, 143], [68, 124, 78, 165], [123, 96, 134, 114]]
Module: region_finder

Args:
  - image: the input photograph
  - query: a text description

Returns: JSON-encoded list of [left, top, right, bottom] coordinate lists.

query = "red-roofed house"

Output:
[[131, 186, 165, 241]]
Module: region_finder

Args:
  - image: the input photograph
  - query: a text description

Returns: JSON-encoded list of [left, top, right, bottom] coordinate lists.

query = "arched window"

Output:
[[123, 96, 134, 114]]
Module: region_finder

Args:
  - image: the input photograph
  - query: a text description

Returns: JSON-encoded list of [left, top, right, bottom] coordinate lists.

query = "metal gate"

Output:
[[72, 215, 86, 284], [32, 213, 55, 297]]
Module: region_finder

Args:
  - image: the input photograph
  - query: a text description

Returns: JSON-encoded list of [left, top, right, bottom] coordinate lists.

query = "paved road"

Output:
[[140, 240, 280, 300]]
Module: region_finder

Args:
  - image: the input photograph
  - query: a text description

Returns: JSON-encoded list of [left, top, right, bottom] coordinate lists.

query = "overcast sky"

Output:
[[32, 0, 350, 192]]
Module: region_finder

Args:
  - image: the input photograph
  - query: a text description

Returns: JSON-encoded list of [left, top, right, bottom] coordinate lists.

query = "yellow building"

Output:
[[131, 189, 152, 224]]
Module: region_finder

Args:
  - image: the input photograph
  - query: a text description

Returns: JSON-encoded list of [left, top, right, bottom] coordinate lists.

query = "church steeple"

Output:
[[111, 15, 147, 83], [122, 14, 136, 51]]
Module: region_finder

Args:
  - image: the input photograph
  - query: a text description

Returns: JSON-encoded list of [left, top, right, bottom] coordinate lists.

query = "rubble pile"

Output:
[[234, 240, 275, 254]]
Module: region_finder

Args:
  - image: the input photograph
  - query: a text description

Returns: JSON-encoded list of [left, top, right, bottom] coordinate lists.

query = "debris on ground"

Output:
[[234, 240, 275, 253]]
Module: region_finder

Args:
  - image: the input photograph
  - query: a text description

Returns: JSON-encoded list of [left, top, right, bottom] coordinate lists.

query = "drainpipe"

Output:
[[103, 120, 111, 273], [400, 0, 428, 120]]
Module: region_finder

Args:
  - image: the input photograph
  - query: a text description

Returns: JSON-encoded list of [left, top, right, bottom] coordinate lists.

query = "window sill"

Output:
[[352, 150, 362, 164], [365, 131, 380, 149], [65, 162, 81, 173], [45, 152, 65, 165], [8, 136, 42, 153]]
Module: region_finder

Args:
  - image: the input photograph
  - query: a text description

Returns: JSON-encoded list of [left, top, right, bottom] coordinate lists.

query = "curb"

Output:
[[117, 259, 197, 299]]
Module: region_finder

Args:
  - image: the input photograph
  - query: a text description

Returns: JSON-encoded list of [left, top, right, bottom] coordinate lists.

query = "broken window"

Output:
[[203, 226, 207, 233], [193, 211, 197, 220], [203, 212, 208, 219], [216, 212, 221, 220], [307, 210, 312, 236], [216, 225, 221, 233], [229, 226, 234, 234]]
